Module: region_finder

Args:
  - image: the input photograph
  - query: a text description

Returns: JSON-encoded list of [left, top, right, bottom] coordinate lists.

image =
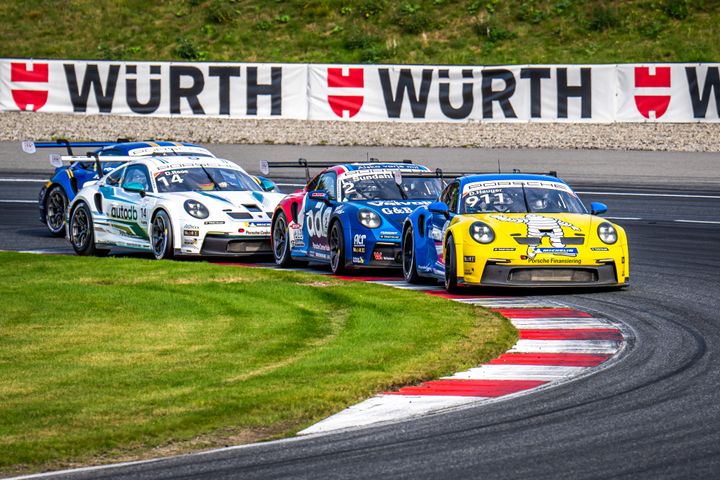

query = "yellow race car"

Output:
[[401, 173, 629, 291]]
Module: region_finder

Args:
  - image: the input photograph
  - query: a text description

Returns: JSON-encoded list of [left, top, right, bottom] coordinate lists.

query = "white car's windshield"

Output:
[[154, 167, 261, 193], [462, 180, 586, 214], [340, 171, 441, 201]]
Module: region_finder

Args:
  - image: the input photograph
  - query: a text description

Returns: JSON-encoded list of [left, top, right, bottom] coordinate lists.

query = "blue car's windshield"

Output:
[[340, 170, 441, 201], [462, 180, 586, 214]]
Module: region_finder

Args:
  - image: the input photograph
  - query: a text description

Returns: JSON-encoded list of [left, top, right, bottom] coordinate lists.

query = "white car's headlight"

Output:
[[598, 222, 618, 244], [358, 209, 381, 229], [184, 200, 209, 219], [470, 221, 495, 244]]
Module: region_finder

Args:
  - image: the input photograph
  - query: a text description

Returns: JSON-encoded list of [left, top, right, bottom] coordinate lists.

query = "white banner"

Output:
[[0, 60, 307, 118], [1, 59, 718, 122], [615, 64, 720, 122], [309, 64, 615, 122]]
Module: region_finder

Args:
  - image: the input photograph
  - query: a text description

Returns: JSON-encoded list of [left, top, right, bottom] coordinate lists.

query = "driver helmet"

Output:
[[529, 191, 553, 211], [492, 193, 515, 212]]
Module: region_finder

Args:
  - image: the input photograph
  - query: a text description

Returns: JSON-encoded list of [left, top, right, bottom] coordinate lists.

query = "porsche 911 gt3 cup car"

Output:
[[23, 139, 216, 236], [66, 155, 284, 259], [401, 173, 630, 291], [269, 161, 442, 273]]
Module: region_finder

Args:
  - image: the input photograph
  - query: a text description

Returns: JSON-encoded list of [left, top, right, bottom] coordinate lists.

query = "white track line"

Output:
[[510, 339, 620, 354], [445, 365, 587, 380], [509, 318, 615, 329], [0, 199, 35, 204], [299, 395, 479, 435], [577, 191, 720, 199], [0, 178, 46, 183], [674, 219, 720, 225]]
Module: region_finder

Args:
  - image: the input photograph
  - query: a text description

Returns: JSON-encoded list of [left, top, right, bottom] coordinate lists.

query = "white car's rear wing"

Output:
[[49, 154, 135, 168]]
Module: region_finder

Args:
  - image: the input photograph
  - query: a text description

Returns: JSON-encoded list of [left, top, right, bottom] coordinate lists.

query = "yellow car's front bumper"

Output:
[[453, 240, 629, 288]]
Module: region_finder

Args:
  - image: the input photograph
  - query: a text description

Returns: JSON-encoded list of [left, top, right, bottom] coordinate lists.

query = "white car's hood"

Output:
[[174, 190, 284, 215]]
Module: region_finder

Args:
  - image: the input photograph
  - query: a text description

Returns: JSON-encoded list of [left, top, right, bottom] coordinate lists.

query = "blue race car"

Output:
[[23, 140, 216, 236], [269, 160, 443, 274]]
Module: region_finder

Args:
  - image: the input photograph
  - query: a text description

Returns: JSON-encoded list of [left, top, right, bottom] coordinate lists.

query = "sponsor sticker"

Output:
[[535, 247, 578, 255], [110, 204, 139, 221], [379, 231, 401, 240], [289, 223, 303, 247], [353, 234, 366, 247]]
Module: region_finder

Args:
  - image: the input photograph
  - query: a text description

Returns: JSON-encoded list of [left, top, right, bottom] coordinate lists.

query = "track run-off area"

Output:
[[1, 143, 720, 479]]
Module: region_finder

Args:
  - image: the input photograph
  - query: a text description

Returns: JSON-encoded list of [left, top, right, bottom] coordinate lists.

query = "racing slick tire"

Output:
[[444, 235, 459, 293], [151, 210, 175, 260], [44, 185, 68, 237], [69, 202, 109, 257], [402, 225, 421, 284], [329, 221, 347, 275], [272, 212, 297, 267]]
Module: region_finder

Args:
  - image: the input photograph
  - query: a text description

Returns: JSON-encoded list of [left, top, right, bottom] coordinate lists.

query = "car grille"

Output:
[[227, 212, 253, 219], [509, 268, 597, 282], [227, 241, 269, 253], [513, 236, 585, 245]]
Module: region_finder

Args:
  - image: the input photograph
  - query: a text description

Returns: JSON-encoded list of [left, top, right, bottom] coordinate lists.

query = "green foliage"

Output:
[[475, 20, 517, 43], [0, 0, 717, 64], [664, 0, 690, 19], [358, 0, 386, 18], [395, 2, 435, 34], [275, 14, 291, 24], [206, 0, 236, 24], [343, 30, 381, 51], [517, 1, 546, 23], [173, 37, 208, 61], [256, 19, 273, 31], [587, 4, 620, 31]]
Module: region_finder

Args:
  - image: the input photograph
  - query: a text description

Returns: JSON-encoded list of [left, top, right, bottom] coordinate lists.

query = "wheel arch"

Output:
[[443, 230, 465, 282], [330, 214, 352, 267]]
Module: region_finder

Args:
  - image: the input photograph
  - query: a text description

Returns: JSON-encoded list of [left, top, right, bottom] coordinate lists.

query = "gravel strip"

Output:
[[2, 112, 720, 152]]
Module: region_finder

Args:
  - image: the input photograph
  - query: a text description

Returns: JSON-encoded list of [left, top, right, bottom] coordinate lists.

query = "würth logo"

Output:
[[327, 67, 364, 118], [634, 66, 671, 119], [11, 62, 49, 111]]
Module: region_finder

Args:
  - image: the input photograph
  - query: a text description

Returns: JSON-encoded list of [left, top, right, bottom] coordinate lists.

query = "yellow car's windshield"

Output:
[[462, 181, 586, 214]]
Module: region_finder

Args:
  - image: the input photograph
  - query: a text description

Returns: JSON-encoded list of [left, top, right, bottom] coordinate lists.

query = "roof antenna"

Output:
[[366, 152, 369, 162], [497, 158, 501, 174]]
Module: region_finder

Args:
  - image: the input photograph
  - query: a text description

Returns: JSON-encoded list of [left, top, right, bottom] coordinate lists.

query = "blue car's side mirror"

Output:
[[428, 201, 450, 218], [309, 190, 331, 204], [590, 202, 608, 215]]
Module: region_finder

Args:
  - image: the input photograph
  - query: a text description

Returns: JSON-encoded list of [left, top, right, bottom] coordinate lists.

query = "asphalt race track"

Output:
[[1, 144, 720, 479]]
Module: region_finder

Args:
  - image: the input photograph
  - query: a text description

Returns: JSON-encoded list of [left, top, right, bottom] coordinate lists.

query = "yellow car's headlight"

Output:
[[598, 222, 618, 244], [470, 221, 495, 244]]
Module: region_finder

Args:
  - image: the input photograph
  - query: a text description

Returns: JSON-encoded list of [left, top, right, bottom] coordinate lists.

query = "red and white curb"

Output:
[[299, 282, 626, 435]]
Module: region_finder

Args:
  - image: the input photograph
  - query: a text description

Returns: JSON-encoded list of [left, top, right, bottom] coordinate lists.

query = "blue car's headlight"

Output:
[[184, 200, 209, 219], [470, 221, 495, 244], [598, 222, 618, 244], [358, 209, 381, 229]]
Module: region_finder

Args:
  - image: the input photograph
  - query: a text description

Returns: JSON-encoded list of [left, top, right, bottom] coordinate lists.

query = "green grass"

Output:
[[0, 252, 516, 475], [0, 0, 717, 64]]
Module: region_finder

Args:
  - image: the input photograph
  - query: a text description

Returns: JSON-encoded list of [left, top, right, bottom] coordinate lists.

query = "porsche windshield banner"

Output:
[[1, 59, 718, 122]]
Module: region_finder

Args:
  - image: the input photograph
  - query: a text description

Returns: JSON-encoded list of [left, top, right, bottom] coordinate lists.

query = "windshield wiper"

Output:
[[395, 182, 408, 200], [520, 183, 530, 212], [200, 166, 222, 190]]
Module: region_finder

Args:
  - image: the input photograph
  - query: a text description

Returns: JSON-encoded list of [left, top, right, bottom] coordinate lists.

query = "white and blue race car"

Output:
[[66, 155, 284, 259]]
